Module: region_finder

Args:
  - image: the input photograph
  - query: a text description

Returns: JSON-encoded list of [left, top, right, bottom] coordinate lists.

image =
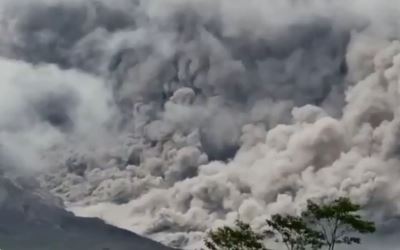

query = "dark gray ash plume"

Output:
[[1, 0, 400, 249]]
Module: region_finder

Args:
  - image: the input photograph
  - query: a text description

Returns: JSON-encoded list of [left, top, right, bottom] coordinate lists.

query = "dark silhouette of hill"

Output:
[[0, 177, 174, 250]]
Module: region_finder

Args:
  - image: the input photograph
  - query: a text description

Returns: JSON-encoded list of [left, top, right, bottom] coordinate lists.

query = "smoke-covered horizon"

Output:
[[2, 0, 400, 249]]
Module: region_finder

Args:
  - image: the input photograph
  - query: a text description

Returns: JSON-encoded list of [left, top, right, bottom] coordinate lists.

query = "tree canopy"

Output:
[[204, 220, 267, 250], [203, 197, 376, 250], [302, 197, 376, 250]]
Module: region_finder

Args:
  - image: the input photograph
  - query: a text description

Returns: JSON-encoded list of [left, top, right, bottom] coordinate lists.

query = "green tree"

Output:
[[203, 220, 267, 250], [265, 214, 321, 250], [302, 197, 376, 250], [202, 197, 376, 250]]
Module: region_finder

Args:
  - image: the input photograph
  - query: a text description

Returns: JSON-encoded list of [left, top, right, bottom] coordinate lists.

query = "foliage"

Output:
[[265, 214, 321, 250], [302, 197, 376, 250], [204, 220, 268, 250], [203, 197, 376, 250]]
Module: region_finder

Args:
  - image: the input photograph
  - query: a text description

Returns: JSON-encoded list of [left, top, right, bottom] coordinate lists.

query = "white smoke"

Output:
[[0, 58, 116, 174], [1, 0, 400, 249], [74, 36, 400, 248]]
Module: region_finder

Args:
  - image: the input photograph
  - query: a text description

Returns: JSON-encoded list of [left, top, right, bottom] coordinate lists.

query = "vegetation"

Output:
[[203, 197, 376, 250], [302, 197, 376, 250], [265, 214, 321, 250], [204, 220, 268, 250]]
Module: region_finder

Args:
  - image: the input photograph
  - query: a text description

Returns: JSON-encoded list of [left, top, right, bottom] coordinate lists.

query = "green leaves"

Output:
[[204, 220, 268, 250], [301, 197, 376, 250], [265, 214, 321, 250], [203, 197, 376, 250]]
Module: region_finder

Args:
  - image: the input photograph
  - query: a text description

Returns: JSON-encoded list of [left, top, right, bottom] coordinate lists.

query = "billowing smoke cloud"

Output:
[[2, 0, 400, 249], [0, 57, 117, 174]]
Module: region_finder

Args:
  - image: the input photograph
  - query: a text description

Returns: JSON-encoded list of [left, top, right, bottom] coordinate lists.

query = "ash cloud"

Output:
[[1, 0, 400, 249]]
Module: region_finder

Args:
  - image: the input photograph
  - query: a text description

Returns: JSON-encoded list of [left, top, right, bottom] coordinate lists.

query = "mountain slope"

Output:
[[0, 176, 174, 250]]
